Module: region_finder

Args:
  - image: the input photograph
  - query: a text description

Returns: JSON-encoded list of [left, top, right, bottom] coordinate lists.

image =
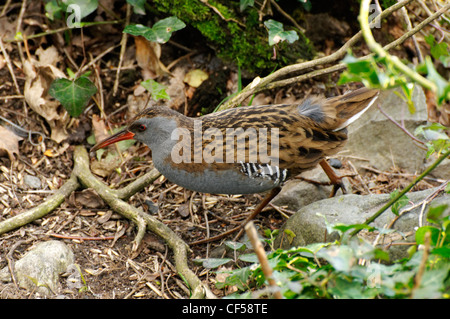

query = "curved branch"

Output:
[[0, 147, 205, 299], [351, 148, 450, 236], [73, 146, 205, 299], [0, 174, 80, 235], [113, 168, 161, 201], [262, 3, 449, 93], [218, 0, 414, 111], [360, 0, 449, 92]]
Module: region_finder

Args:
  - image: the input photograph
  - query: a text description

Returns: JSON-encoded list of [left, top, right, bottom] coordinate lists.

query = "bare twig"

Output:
[[0, 38, 22, 97], [270, 0, 305, 33], [113, 3, 131, 96], [79, 44, 120, 74], [376, 104, 427, 150], [245, 221, 283, 299], [200, 0, 245, 27], [14, 0, 27, 63], [400, 6, 423, 63], [4, 20, 122, 43], [411, 231, 430, 297], [0, 0, 13, 17], [263, 0, 449, 93], [351, 148, 450, 236]]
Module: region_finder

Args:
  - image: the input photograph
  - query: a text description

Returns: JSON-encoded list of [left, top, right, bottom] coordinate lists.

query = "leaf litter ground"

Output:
[[0, 4, 442, 299]]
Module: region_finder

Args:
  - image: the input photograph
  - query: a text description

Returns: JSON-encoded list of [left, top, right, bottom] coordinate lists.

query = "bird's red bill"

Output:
[[91, 130, 135, 152]]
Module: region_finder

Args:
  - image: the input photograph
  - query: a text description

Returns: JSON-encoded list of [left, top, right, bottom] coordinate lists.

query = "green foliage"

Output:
[[339, 28, 449, 159], [339, 33, 450, 106], [425, 34, 450, 67], [264, 19, 299, 46], [124, 16, 186, 44], [213, 212, 450, 299], [239, 0, 254, 12], [126, 0, 147, 15], [151, 0, 314, 74], [44, 0, 98, 21], [49, 75, 97, 117], [140, 79, 170, 101], [390, 190, 409, 216], [339, 53, 418, 112], [415, 123, 450, 158], [193, 240, 258, 269]]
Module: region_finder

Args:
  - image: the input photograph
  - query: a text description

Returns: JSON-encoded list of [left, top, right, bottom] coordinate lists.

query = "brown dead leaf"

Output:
[[90, 115, 122, 177], [0, 126, 23, 160], [91, 114, 109, 145], [177, 202, 190, 218], [215, 266, 238, 294], [165, 67, 187, 111], [73, 189, 105, 209], [426, 89, 450, 127], [23, 46, 69, 143], [43, 149, 56, 157], [0, 55, 5, 70], [134, 36, 168, 79]]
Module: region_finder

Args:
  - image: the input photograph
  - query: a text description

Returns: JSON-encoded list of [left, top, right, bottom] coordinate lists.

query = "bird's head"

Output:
[[91, 106, 186, 152]]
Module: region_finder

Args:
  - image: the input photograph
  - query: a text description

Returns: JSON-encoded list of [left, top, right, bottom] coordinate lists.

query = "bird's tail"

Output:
[[322, 88, 380, 131]]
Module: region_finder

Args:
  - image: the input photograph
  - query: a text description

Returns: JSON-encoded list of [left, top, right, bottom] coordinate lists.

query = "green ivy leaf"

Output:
[[49, 77, 97, 117], [44, 0, 63, 20], [427, 204, 449, 224], [431, 247, 450, 258], [238, 253, 259, 263], [225, 241, 246, 251], [124, 16, 186, 44], [339, 54, 383, 87], [316, 245, 354, 273], [415, 226, 441, 246], [216, 267, 252, 291], [45, 0, 98, 21], [390, 190, 409, 216], [240, 0, 254, 11], [140, 79, 170, 101], [425, 34, 450, 60], [193, 258, 232, 269], [424, 56, 450, 105], [264, 19, 299, 46], [126, 0, 146, 15]]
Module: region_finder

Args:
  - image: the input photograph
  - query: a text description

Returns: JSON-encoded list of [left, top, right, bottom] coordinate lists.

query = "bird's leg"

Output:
[[190, 187, 281, 245], [319, 159, 347, 197], [232, 187, 281, 241]]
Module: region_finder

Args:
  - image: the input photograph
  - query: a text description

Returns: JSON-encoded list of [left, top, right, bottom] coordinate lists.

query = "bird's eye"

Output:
[[138, 124, 147, 132]]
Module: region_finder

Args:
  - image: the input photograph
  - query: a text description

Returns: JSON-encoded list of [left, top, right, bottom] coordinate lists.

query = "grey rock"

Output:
[[24, 174, 41, 189], [427, 158, 450, 180], [274, 188, 449, 261], [272, 166, 351, 212], [0, 240, 74, 296], [344, 87, 428, 172]]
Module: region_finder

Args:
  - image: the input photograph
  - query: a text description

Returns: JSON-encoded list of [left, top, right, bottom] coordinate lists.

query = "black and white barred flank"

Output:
[[239, 162, 289, 185]]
